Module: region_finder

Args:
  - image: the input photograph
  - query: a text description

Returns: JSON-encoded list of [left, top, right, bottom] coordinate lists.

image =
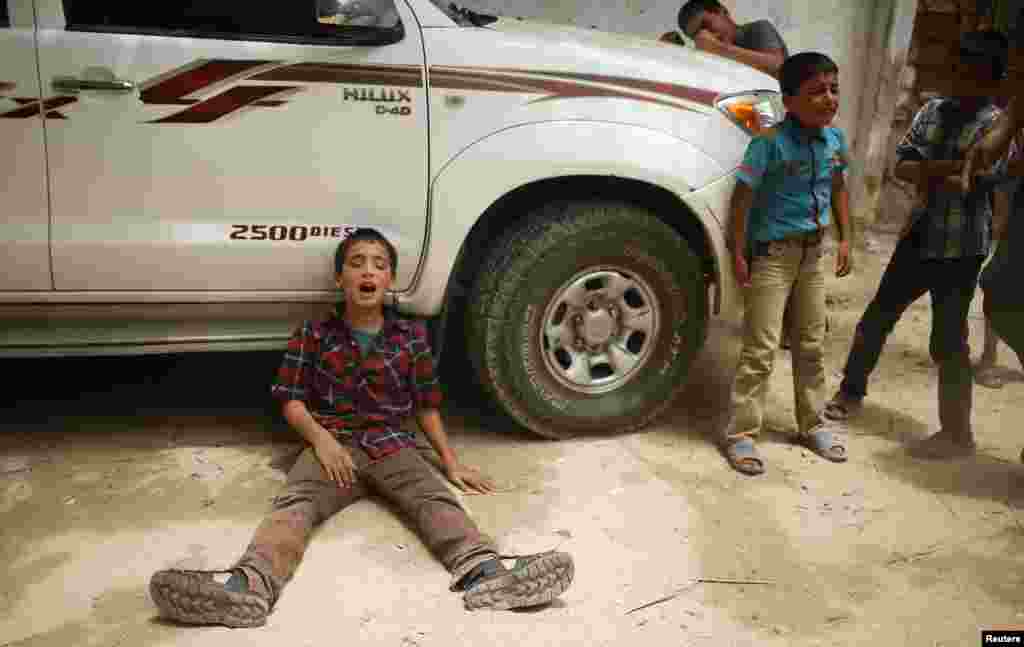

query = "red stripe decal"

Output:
[[429, 66, 717, 113], [140, 60, 279, 106], [1, 96, 76, 119], [148, 85, 298, 124], [430, 67, 705, 113], [255, 63, 423, 87]]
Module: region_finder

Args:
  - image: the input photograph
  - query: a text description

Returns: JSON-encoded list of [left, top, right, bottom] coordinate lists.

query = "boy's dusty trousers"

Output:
[[235, 445, 499, 604]]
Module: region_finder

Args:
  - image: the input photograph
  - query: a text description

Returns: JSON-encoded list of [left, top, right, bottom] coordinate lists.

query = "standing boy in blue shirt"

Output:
[[721, 52, 853, 475]]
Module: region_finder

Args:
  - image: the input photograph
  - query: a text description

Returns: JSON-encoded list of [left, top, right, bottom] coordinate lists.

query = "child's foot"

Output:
[[149, 567, 271, 627], [463, 552, 574, 610], [974, 362, 1005, 389], [823, 389, 862, 422], [721, 437, 765, 475], [797, 421, 847, 462]]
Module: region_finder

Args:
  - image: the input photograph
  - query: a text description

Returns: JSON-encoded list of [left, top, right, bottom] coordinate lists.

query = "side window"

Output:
[[318, 0, 400, 29], [60, 1, 402, 44]]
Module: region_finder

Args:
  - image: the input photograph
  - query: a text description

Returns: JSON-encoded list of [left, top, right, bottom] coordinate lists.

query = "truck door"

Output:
[[35, 0, 428, 293], [1, 0, 52, 290]]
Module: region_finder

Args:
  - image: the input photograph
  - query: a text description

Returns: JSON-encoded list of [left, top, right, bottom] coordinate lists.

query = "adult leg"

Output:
[[150, 446, 369, 626], [976, 241, 1004, 388], [826, 235, 930, 419], [362, 448, 573, 609], [987, 306, 1024, 365], [722, 240, 799, 474], [975, 315, 1005, 388], [985, 296, 1024, 464], [912, 257, 984, 459]]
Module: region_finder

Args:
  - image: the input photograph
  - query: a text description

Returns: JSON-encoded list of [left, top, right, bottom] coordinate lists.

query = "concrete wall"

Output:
[[454, 0, 878, 156]]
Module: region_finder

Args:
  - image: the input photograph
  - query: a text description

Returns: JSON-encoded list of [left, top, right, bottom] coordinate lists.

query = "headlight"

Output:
[[716, 91, 784, 135]]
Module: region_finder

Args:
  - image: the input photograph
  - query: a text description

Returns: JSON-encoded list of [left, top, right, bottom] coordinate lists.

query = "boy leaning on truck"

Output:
[[149, 228, 574, 627], [720, 52, 853, 476]]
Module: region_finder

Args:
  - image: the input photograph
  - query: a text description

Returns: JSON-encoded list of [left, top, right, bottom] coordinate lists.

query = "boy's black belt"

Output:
[[761, 228, 826, 246]]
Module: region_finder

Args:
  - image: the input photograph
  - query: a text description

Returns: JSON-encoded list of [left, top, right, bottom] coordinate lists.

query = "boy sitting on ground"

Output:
[[149, 228, 574, 627]]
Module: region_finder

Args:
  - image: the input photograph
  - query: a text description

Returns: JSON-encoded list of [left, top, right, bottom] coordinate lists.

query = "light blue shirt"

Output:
[[736, 114, 850, 243]]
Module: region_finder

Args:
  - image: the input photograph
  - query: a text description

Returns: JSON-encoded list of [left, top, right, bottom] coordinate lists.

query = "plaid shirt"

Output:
[[897, 97, 1003, 259], [270, 306, 443, 459]]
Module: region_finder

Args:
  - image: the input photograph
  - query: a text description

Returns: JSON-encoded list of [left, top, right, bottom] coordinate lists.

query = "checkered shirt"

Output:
[[271, 306, 443, 459]]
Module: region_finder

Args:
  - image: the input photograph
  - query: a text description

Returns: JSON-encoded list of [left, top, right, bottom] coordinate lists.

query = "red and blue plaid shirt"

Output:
[[270, 306, 443, 459]]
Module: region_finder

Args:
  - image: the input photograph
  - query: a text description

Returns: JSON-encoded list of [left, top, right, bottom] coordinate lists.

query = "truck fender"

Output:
[[396, 120, 728, 317]]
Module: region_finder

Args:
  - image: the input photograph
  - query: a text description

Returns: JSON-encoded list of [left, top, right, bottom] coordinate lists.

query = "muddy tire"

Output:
[[466, 201, 708, 438]]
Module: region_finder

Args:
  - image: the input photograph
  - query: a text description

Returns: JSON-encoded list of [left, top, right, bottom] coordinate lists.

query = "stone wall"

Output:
[[876, 0, 1022, 229]]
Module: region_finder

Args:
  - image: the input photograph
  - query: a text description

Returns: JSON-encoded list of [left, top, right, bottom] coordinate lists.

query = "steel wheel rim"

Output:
[[538, 266, 662, 395]]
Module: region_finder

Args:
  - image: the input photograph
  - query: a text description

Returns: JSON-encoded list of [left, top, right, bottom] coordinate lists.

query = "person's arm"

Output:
[[730, 181, 754, 287], [831, 170, 852, 277], [893, 160, 964, 184], [282, 399, 357, 488], [406, 322, 495, 494], [963, 98, 1024, 190], [694, 30, 784, 77], [271, 322, 357, 487], [416, 409, 495, 494], [730, 135, 773, 286], [695, 21, 787, 77]]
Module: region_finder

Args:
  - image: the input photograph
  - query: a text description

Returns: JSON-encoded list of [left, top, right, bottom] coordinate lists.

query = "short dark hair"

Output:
[[334, 227, 398, 276], [677, 0, 724, 36], [779, 52, 839, 96], [959, 29, 1009, 79]]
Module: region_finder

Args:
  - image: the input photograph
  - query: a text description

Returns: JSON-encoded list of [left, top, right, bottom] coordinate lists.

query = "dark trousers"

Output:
[[840, 234, 984, 400], [984, 295, 1024, 367]]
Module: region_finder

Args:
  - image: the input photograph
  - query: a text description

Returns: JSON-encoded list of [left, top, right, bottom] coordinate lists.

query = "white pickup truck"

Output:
[[1, 0, 782, 438]]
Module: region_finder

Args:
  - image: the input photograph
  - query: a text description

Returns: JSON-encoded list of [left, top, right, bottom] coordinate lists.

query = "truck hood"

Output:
[[483, 16, 779, 100]]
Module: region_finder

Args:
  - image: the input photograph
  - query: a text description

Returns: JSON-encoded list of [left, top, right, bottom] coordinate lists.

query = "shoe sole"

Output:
[[463, 552, 574, 611], [150, 570, 269, 628]]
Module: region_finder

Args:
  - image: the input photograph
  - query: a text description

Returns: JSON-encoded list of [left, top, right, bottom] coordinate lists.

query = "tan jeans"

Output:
[[235, 446, 498, 605], [725, 232, 828, 441]]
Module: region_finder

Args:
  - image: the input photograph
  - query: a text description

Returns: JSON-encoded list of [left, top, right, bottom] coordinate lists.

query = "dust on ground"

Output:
[[2, 226, 1023, 647]]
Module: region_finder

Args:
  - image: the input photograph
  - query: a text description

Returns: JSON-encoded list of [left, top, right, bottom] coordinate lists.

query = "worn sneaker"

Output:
[[463, 551, 574, 611], [149, 568, 270, 628]]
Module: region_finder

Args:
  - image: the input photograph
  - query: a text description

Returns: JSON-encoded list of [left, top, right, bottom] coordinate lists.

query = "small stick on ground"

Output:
[[625, 578, 776, 615], [695, 577, 776, 586], [886, 544, 941, 566]]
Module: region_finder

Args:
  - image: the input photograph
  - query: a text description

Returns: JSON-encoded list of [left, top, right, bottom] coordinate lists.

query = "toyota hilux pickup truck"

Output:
[[1, 0, 783, 438]]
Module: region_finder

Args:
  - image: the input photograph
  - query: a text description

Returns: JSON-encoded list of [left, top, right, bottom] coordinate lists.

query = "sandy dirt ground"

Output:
[[2, 226, 1024, 647]]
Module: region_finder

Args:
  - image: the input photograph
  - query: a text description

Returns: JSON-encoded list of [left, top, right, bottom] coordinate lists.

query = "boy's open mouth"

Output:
[[359, 282, 378, 294]]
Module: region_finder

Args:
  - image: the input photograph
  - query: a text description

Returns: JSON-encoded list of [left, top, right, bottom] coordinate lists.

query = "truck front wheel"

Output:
[[466, 200, 708, 438]]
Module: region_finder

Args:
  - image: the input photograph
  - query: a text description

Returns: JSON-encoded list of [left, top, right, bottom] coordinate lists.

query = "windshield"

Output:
[[427, 1, 498, 26]]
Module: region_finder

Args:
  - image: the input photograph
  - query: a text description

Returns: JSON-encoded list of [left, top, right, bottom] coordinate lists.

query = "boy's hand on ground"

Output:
[[443, 462, 498, 495], [835, 240, 852, 277], [313, 436, 357, 489], [733, 251, 751, 288]]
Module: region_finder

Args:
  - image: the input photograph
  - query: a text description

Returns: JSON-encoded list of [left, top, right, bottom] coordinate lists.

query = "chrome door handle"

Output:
[[52, 76, 135, 92]]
